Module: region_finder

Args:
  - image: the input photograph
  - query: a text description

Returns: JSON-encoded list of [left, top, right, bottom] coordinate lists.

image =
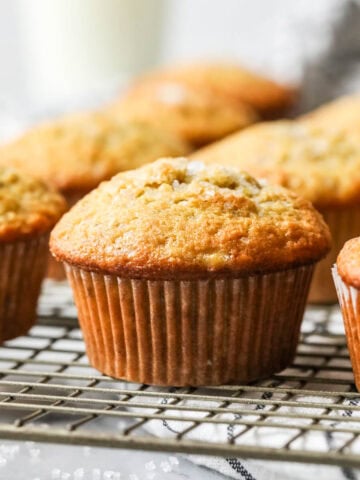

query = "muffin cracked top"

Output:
[[301, 94, 360, 132], [50, 158, 330, 279], [109, 81, 258, 147], [127, 62, 296, 119], [0, 167, 66, 242], [193, 121, 360, 208], [0, 112, 190, 194]]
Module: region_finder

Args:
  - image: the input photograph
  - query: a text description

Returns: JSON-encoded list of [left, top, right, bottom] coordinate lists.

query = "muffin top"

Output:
[[337, 238, 360, 288], [0, 112, 190, 194], [192, 120, 360, 208], [109, 81, 257, 147], [0, 167, 66, 242], [51, 158, 330, 279], [128, 61, 296, 119], [301, 94, 360, 131]]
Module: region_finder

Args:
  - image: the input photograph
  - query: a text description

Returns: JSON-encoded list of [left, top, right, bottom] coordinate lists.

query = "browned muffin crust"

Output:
[[0, 112, 190, 194], [337, 238, 360, 288], [301, 94, 360, 132], [192, 120, 360, 208], [50, 158, 330, 279], [0, 167, 66, 242], [127, 61, 297, 118], [108, 81, 258, 147]]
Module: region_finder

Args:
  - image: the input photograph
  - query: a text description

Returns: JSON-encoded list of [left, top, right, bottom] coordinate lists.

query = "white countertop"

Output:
[[0, 439, 227, 480]]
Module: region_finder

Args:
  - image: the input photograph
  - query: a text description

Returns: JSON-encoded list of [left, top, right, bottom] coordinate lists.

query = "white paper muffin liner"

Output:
[[332, 265, 360, 389], [65, 263, 314, 386]]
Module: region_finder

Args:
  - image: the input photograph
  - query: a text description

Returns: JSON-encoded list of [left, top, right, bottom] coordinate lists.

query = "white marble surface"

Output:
[[0, 439, 227, 480]]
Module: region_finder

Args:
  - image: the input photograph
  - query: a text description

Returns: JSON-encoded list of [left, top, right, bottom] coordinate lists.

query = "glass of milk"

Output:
[[16, 0, 166, 110]]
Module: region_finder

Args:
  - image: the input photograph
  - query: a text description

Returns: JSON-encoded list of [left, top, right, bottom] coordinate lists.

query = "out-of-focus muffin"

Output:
[[0, 112, 190, 278], [301, 94, 360, 132], [50, 157, 330, 386], [108, 81, 258, 147], [124, 61, 297, 119], [192, 120, 360, 303], [333, 237, 360, 390], [0, 112, 190, 200], [0, 167, 66, 341]]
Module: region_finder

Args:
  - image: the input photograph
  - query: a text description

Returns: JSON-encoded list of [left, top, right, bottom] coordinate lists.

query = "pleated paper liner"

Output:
[[309, 207, 360, 304], [333, 265, 360, 390], [0, 235, 48, 342], [66, 263, 314, 386]]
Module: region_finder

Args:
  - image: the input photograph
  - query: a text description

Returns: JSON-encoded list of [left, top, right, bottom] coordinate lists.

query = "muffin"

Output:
[[0, 112, 190, 278], [50, 158, 330, 386], [0, 112, 190, 200], [193, 120, 360, 303], [0, 167, 66, 342], [108, 81, 258, 148], [301, 94, 360, 131], [333, 238, 360, 390], [123, 61, 297, 119]]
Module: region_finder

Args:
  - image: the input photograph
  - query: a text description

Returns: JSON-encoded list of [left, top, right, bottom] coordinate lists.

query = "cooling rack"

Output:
[[0, 281, 358, 468]]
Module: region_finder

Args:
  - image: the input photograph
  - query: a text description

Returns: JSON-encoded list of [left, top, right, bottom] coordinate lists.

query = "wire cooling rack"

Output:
[[0, 281, 359, 468]]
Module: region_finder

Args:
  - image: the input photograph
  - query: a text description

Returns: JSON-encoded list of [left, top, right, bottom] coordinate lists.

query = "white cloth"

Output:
[[127, 389, 360, 479], [295, 0, 360, 111]]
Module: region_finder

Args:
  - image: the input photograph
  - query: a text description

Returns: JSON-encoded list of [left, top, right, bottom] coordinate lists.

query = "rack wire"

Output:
[[0, 281, 359, 468]]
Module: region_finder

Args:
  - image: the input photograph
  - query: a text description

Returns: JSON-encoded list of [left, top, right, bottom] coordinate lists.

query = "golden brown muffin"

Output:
[[108, 81, 258, 147], [337, 238, 360, 288], [0, 167, 66, 341], [333, 237, 360, 390], [192, 121, 360, 208], [125, 61, 297, 119], [51, 157, 329, 276], [193, 120, 360, 302], [301, 94, 360, 132], [0, 167, 66, 242], [0, 112, 189, 279], [0, 112, 190, 196], [51, 158, 330, 386]]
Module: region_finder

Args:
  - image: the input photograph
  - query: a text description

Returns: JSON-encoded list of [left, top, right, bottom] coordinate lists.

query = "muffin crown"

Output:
[[50, 158, 330, 279], [0, 167, 66, 241], [110, 81, 257, 147], [301, 94, 360, 131], [0, 112, 189, 193], [337, 238, 360, 288], [130, 61, 296, 118], [193, 121, 360, 208]]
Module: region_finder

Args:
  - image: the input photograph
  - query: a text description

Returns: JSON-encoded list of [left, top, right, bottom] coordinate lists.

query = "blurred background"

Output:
[[1, 0, 360, 133]]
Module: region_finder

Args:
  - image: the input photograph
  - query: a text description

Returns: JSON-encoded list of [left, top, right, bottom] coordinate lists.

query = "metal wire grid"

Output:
[[0, 282, 358, 467]]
